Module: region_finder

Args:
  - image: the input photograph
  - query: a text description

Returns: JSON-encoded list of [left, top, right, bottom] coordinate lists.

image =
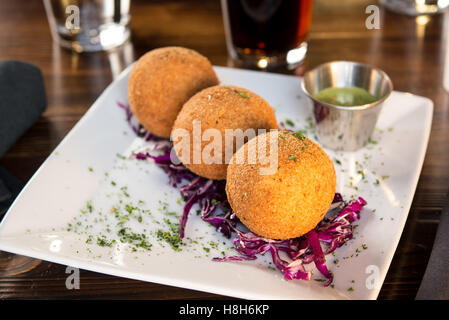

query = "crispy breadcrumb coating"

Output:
[[128, 47, 218, 138], [172, 85, 278, 180], [226, 130, 336, 240]]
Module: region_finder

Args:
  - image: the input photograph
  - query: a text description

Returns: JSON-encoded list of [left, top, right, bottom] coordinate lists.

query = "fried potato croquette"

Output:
[[172, 85, 278, 180], [128, 47, 218, 138], [226, 130, 336, 240]]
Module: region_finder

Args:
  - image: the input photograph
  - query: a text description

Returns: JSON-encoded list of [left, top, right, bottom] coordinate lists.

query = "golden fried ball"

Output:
[[226, 130, 336, 240], [171, 85, 278, 180], [128, 47, 219, 138]]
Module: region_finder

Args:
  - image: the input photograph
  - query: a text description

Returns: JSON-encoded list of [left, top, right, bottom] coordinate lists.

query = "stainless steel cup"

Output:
[[301, 61, 393, 151]]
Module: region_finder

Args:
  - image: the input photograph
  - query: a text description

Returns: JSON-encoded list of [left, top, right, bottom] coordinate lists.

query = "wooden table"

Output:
[[0, 0, 448, 300]]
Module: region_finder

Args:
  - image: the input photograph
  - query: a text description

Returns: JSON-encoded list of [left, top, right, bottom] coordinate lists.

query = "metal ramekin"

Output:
[[301, 61, 393, 151]]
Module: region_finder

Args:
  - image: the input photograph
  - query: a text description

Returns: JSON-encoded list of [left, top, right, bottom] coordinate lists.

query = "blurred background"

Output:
[[0, 0, 448, 299]]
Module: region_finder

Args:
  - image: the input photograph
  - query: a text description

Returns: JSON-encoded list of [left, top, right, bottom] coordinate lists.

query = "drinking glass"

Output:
[[43, 0, 131, 52], [221, 0, 314, 70], [380, 0, 449, 15]]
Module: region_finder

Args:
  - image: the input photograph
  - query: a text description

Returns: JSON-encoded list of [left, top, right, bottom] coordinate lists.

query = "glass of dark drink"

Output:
[[221, 0, 313, 70]]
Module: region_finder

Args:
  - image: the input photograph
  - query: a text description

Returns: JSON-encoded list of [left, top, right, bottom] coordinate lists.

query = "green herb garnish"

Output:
[[156, 228, 181, 251], [238, 91, 249, 99], [292, 131, 307, 141], [285, 119, 295, 127], [224, 86, 249, 99], [96, 236, 115, 247]]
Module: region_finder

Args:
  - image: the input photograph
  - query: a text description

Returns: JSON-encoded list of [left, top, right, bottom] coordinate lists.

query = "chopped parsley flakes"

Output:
[[292, 131, 307, 141]]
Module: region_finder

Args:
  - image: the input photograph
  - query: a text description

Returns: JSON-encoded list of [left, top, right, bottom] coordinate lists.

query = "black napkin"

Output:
[[416, 192, 449, 300], [0, 60, 47, 219], [0, 166, 24, 218]]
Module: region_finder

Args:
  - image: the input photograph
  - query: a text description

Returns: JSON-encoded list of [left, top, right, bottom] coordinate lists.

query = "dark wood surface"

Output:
[[0, 0, 448, 300]]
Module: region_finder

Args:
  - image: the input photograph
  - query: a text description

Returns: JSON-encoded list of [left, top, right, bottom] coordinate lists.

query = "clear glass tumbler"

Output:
[[221, 0, 314, 70], [43, 0, 131, 53], [380, 0, 449, 15]]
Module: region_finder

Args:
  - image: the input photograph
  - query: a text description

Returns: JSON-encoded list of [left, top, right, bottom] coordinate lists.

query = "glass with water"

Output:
[[43, 0, 131, 52], [380, 0, 449, 15]]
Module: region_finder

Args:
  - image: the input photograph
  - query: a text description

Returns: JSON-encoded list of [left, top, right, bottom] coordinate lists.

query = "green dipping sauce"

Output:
[[314, 87, 378, 107]]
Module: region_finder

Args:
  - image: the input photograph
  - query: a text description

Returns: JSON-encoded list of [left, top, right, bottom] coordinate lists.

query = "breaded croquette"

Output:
[[226, 130, 336, 240], [128, 47, 218, 138], [172, 85, 278, 180]]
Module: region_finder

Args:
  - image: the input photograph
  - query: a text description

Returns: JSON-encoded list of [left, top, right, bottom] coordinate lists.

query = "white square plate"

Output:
[[0, 66, 432, 300]]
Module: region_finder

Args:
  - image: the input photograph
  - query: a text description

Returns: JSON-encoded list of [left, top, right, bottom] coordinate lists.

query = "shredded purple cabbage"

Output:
[[118, 102, 158, 141], [119, 102, 367, 286]]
